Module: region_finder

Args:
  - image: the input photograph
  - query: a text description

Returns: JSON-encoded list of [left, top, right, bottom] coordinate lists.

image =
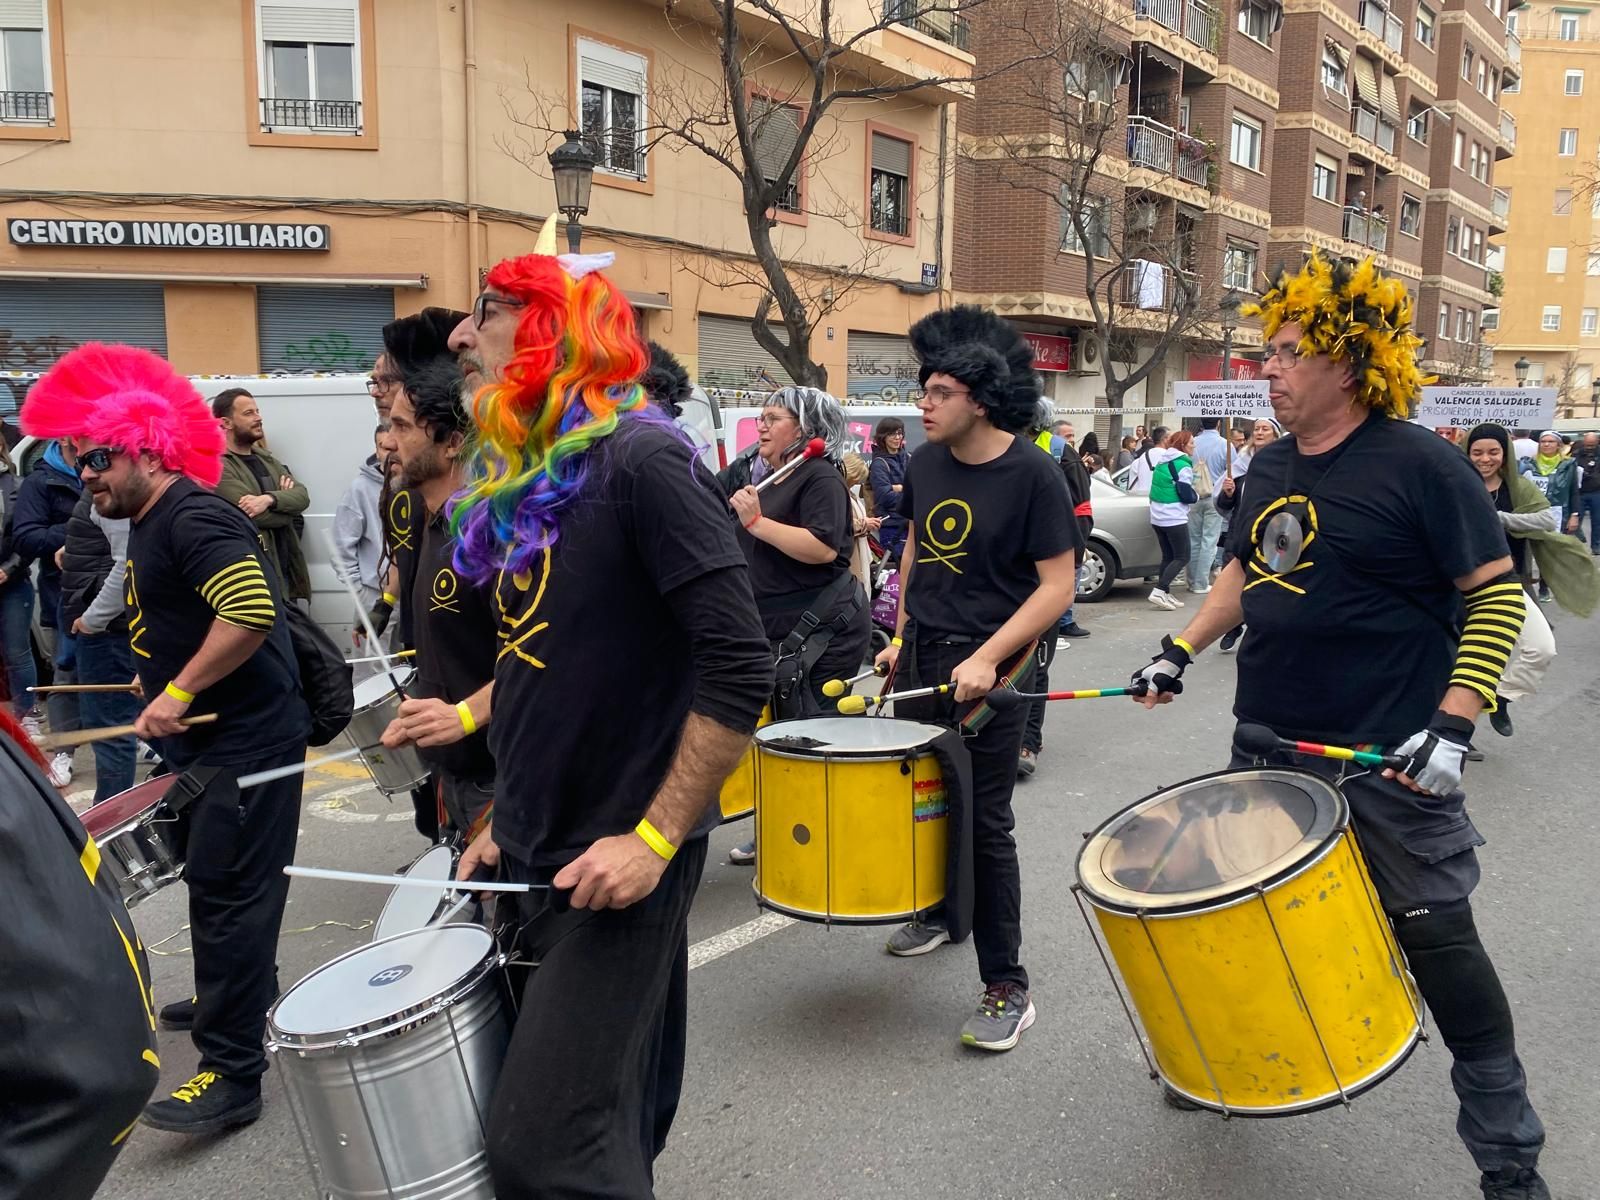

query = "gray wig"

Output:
[[767, 385, 849, 464]]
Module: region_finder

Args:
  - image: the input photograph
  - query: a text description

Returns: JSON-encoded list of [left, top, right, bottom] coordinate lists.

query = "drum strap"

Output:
[[772, 574, 865, 719], [165, 765, 223, 816]]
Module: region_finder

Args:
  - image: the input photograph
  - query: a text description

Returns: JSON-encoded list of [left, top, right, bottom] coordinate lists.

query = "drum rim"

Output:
[[267, 926, 503, 1052], [753, 716, 949, 761], [372, 844, 458, 942], [351, 666, 417, 706], [1074, 766, 1350, 914], [81, 774, 180, 837]]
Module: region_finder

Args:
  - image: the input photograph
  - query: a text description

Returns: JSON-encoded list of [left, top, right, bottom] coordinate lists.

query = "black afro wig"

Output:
[[908, 305, 1039, 433], [382, 307, 469, 374], [642, 342, 693, 418]]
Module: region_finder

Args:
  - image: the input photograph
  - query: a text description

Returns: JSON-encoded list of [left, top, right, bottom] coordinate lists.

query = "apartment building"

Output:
[[1491, 0, 1600, 413], [0, 0, 962, 404], [954, 0, 1515, 408]]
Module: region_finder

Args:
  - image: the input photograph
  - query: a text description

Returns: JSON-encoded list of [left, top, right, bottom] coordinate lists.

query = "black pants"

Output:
[[1230, 742, 1544, 1172], [902, 640, 1029, 991], [488, 837, 708, 1199], [183, 745, 305, 1082], [1153, 524, 1189, 592], [1022, 634, 1056, 755]]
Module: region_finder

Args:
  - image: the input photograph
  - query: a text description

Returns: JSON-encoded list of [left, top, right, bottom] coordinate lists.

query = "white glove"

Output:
[[1391, 713, 1474, 795]]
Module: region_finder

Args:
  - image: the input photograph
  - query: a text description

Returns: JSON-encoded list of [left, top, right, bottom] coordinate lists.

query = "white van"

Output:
[[713, 401, 925, 468]]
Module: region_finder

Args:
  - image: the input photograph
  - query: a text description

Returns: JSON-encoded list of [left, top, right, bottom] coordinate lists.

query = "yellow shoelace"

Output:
[[173, 1072, 217, 1103]]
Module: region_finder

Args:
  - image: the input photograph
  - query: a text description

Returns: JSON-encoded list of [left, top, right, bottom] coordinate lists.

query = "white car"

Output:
[[1077, 470, 1162, 601]]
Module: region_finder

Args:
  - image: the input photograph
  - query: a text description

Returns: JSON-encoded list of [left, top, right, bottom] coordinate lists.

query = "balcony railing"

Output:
[[1384, 10, 1404, 51], [1492, 188, 1511, 221], [1505, 28, 1521, 66], [1184, 0, 1219, 50], [1121, 261, 1200, 310], [883, 0, 971, 49], [1176, 135, 1210, 185], [1358, 1, 1386, 38], [1500, 109, 1517, 149], [1343, 206, 1389, 251], [1134, 0, 1184, 34], [1351, 104, 1396, 153], [1128, 115, 1176, 173], [0, 90, 53, 124], [260, 97, 363, 133]]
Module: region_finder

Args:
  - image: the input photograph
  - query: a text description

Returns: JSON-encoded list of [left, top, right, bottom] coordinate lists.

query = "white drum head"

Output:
[[273, 925, 493, 1039], [372, 844, 456, 942], [755, 716, 947, 756], [352, 667, 416, 707]]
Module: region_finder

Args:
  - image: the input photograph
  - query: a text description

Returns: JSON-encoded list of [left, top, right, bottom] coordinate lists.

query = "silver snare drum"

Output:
[[347, 668, 431, 796], [79, 775, 185, 907], [268, 925, 511, 1200]]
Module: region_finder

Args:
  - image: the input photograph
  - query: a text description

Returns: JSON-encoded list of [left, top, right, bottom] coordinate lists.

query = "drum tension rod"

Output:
[[1071, 887, 1158, 1082], [1254, 885, 1352, 1110]]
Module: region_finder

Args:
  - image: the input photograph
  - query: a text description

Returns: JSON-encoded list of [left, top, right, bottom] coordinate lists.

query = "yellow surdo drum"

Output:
[[753, 717, 947, 924], [719, 704, 772, 824], [1074, 768, 1423, 1115]]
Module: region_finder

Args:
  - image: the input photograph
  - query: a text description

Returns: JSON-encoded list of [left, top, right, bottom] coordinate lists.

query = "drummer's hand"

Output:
[[729, 486, 761, 528], [949, 652, 998, 702], [456, 823, 500, 897], [135, 689, 190, 739], [1129, 635, 1192, 709], [379, 716, 413, 749], [554, 832, 668, 910], [873, 640, 900, 676], [396, 696, 467, 747]]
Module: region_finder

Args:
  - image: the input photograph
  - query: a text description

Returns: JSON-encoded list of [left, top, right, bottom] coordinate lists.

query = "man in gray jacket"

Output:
[[332, 425, 399, 639]]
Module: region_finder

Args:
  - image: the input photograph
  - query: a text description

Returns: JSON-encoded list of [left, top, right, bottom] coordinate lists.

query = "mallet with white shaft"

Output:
[[836, 683, 951, 715], [753, 438, 827, 493], [821, 662, 889, 698]]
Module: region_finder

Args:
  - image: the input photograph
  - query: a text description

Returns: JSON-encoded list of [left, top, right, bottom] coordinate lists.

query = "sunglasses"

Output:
[[78, 448, 118, 473]]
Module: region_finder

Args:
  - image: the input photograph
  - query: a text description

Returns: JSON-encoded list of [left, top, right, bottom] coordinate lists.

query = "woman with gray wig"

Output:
[[724, 385, 871, 864]]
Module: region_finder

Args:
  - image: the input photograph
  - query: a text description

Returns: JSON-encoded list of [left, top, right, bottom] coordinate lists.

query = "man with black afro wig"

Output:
[[872, 303, 1084, 1054], [382, 306, 469, 377], [642, 342, 693, 419]]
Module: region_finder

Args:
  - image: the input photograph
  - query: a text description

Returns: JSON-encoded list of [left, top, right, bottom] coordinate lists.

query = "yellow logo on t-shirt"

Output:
[[388, 491, 414, 553], [495, 549, 551, 669], [125, 559, 150, 659], [917, 498, 973, 574], [430, 568, 461, 613]]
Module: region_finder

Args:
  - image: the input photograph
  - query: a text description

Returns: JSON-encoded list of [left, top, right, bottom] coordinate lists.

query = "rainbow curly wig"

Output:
[[450, 216, 668, 582], [19, 343, 225, 486], [1243, 252, 1433, 418]]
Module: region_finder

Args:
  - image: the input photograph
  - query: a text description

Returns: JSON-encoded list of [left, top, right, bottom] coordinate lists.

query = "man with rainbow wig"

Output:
[[448, 217, 772, 1197], [1128, 253, 1550, 1199]]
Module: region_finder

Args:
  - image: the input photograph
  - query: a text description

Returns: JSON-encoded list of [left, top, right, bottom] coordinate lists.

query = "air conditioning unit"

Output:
[[1071, 332, 1104, 375]]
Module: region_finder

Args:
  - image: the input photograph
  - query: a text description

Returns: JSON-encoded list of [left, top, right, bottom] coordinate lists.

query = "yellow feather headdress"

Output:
[[1242, 251, 1434, 418]]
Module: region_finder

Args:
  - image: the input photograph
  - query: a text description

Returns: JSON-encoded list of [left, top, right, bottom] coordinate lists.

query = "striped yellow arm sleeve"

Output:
[[198, 558, 277, 632], [1447, 577, 1526, 709]]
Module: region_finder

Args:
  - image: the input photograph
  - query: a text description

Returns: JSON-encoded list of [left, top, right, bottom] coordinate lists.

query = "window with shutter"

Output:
[[750, 94, 804, 214], [577, 37, 648, 179], [0, 0, 51, 125], [869, 130, 913, 239], [256, 0, 363, 134]]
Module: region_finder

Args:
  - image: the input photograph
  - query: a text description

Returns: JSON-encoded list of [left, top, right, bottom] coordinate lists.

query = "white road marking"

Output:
[[688, 911, 796, 970]]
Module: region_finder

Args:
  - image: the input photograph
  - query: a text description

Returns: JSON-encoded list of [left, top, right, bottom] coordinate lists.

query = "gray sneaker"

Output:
[[960, 983, 1035, 1051], [885, 920, 950, 957]]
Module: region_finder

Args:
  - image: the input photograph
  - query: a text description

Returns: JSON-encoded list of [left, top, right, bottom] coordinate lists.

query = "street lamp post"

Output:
[[548, 129, 597, 255], [1218, 290, 1241, 380], [1590, 378, 1599, 417], [1514, 355, 1531, 387]]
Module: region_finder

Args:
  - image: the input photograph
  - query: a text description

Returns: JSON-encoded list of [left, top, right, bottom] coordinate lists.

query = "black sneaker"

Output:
[[158, 995, 197, 1032], [1058, 623, 1091, 638], [960, 983, 1035, 1051], [885, 920, 950, 957], [1490, 698, 1514, 738], [1479, 1164, 1552, 1199], [1218, 625, 1243, 653], [141, 1071, 262, 1136]]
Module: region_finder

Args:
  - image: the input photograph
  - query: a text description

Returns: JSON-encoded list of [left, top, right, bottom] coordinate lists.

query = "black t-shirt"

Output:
[[735, 455, 854, 638], [900, 435, 1080, 640], [127, 478, 310, 768], [1224, 414, 1509, 745], [489, 423, 764, 868], [397, 493, 497, 783], [1574, 445, 1600, 494]]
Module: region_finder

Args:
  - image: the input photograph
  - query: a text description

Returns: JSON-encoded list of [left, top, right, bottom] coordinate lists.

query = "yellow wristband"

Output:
[[1172, 636, 1197, 657], [635, 818, 676, 862], [165, 682, 195, 704], [381, 591, 398, 606], [891, 636, 904, 647], [456, 701, 478, 736]]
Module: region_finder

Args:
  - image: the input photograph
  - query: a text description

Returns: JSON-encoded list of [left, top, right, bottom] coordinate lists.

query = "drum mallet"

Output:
[[836, 683, 951, 714], [753, 438, 827, 494], [345, 648, 417, 666], [821, 662, 888, 699], [1235, 723, 1407, 771], [984, 685, 1135, 711], [284, 864, 546, 893], [236, 743, 382, 789]]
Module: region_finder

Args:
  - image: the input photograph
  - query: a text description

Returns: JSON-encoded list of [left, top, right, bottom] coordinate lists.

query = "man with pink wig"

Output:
[[21, 343, 311, 1138], [447, 218, 772, 1198]]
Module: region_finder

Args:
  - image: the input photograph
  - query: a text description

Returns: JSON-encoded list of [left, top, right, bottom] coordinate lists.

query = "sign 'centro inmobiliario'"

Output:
[[1173, 379, 1274, 421], [1414, 386, 1558, 430], [7, 218, 331, 251]]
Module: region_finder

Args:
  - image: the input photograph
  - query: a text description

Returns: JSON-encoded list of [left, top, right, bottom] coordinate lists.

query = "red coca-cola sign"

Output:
[[1188, 354, 1261, 381], [1022, 332, 1073, 372]]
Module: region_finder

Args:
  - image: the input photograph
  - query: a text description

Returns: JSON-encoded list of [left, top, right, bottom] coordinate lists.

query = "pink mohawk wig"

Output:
[[20, 343, 225, 487]]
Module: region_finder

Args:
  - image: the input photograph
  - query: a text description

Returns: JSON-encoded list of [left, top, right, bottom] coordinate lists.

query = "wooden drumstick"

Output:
[[28, 683, 141, 694], [37, 713, 218, 751]]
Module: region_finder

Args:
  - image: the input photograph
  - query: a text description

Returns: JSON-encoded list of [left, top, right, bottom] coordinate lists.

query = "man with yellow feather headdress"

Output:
[[1125, 253, 1551, 1199]]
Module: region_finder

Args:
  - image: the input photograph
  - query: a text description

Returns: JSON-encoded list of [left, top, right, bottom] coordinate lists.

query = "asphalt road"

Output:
[[94, 582, 1599, 1200]]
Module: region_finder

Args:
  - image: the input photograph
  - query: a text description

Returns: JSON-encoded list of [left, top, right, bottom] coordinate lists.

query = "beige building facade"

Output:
[[1492, 0, 1600, 416], [0, 0, 963, 406]]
